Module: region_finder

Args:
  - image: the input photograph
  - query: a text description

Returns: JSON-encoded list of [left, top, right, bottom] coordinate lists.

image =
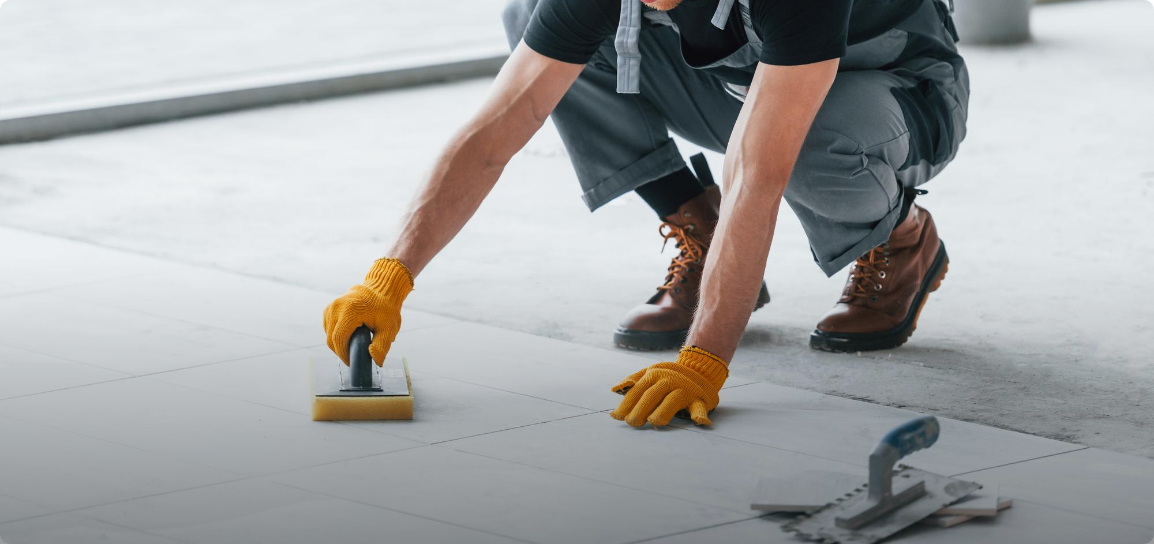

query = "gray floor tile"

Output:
[[0, 345, 128, 400], [393, 322, 734, 411], [959, 448, 1154, 530], [637, 515, 792, 544], [76, 478, 521, 544], [0, 293, 293, 375], [350, 373, 594, 444], [0, 228, 181, 298], [148, 346, 594, 444], [667, 382, 1083, 475], [444, 412, 862, 513], [0, 513, 187, 544], [0, 379, 422, 477], [48, 269, 459, 348], [0, 495, 50, 525], [270, 446, 746, 544], [644, 500, 1154, 544], [0, 416, 236, 512], [890, 499, 1154, 544]]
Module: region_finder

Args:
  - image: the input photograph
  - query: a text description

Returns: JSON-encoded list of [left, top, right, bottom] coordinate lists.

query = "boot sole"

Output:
[[614, 283, 771, 351], [809, 243, 949, 353]]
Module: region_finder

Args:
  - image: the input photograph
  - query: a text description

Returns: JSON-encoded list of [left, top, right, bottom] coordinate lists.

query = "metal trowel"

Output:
[[310, 326, 413, 421], [783, 416, 981, 543]]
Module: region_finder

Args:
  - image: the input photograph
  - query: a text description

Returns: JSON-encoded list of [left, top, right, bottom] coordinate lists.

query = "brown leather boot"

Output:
[[614, 186, 771, 350], [810, 204, 949, 352]]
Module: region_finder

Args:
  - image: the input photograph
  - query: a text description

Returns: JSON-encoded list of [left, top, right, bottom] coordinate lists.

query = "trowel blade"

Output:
[[783, 466, 981, 544]]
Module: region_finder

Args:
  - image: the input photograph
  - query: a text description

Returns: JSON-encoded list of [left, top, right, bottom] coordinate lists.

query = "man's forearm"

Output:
[[385, 44, 583, 277], [387, 120, 513, 277], [685, 60, 839, 362], [685, 165, 786, 362]]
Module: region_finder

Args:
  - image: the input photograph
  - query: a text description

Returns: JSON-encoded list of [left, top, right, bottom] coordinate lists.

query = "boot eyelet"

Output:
[[686, 225, 695, 231], [879, 271, 887, 279], [871, 296, 879, 302], [674, 287, 682, 294], [683, 211, 692, 217], [885, 258, 891, 264], [680, 278, 687, 284], [875, 284, 883, 291]]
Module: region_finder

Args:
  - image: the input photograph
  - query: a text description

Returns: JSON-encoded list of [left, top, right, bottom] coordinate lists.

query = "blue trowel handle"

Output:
[[877, 415, 940, 459], [347, 326, 374, 390], [866, 416, 940, 501]]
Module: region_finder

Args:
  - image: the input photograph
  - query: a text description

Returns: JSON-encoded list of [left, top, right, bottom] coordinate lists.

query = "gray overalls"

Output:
[[502, 0, 969, 276]]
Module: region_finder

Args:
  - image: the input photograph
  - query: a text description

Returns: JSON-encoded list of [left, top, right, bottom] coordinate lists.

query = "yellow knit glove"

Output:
[[323, 258, 414, 366], [610, 346, 728, 428]]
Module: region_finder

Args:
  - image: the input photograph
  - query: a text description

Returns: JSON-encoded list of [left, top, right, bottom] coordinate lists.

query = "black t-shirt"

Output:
[[523, 0, 921, 69]]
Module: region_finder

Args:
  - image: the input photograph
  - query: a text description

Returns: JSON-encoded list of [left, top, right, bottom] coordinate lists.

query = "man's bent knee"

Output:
[[785, 130, 900, 225]]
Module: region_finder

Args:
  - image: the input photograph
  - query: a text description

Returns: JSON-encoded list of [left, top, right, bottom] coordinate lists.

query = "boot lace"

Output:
[[657, 222, 706, 295], [848, 243, 891, 303]]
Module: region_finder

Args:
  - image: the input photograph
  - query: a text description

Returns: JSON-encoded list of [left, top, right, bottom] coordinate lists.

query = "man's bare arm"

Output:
[[686, 59, 840, 362], [387, 43, 584, 276]]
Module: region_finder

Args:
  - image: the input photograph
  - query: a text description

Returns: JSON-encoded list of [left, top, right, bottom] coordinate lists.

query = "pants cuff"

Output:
[[814, 203, 904, 277], [580, 140, 686, 211]]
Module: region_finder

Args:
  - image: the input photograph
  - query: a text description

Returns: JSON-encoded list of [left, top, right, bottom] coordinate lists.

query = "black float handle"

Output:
[[346, 325, 375, 390]]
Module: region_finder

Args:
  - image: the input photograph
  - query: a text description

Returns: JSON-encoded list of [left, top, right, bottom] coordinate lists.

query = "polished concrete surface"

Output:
[[1, 226, 1151, 543], [2, 0, 1151, 458]]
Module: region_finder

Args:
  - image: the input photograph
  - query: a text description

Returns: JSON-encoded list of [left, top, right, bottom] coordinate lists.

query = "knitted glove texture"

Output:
[[323, 258, 413, 366], [610, 346, 728, 428]]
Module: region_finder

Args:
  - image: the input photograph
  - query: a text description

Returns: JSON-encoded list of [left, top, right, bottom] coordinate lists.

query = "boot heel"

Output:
[[929, 259, 949, 293]]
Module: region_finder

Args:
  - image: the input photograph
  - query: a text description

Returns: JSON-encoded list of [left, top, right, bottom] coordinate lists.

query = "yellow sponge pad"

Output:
[[309, 357, 413, 421]]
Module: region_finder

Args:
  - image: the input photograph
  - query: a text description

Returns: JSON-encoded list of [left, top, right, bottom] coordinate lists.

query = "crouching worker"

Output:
[[323, 0, 969, 428]]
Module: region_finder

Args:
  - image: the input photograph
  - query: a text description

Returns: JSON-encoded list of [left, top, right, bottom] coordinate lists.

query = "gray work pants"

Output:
[[502, 0, 969, 276]]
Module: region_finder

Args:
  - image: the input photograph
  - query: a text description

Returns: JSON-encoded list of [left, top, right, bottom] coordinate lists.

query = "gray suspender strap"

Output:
[[711, 0, 736, 28], [615, 0, 644, 94], [616, 0, 759, 94], [736, 0, 761, 45]]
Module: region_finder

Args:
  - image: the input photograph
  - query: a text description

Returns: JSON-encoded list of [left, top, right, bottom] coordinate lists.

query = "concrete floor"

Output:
[[0, 0, 507, 109], [1, 0, 1153, 459], [2, 226, 1152, 544]]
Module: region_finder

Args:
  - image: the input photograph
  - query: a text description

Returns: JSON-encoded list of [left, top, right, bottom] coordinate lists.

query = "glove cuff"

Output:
[[677, 346, 728, 389], [364, 258, 414, 303]]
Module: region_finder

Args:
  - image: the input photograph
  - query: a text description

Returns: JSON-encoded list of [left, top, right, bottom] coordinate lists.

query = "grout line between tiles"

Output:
[[0, 474, 253, 528], [266, 477, 541, 544], [36, 289, 310, 349], [442, 443, 758, 517], [0, 412, 250, 479], [1011, 498, 1154, 532], [134, 344, 312, 379], [948, 446, 1091, 477], [411, 369, 611, 411], [0, 391, 430, 483], [621, 514, 774, 544], [430, 410, 605, 446], [0, 270, 171, 302], [0, 375, 138, 402], [0, 225, 464, 332], [72, 514, 200, 544], [255, 443, 432, 479], [666, 423, 871, 469]]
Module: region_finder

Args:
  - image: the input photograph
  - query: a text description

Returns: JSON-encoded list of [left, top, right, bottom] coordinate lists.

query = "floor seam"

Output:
[[621, 514, 772, 544], [267, 478, 540, 544], [948, 446, 1091, 477], [439, 445, 756, 517]]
